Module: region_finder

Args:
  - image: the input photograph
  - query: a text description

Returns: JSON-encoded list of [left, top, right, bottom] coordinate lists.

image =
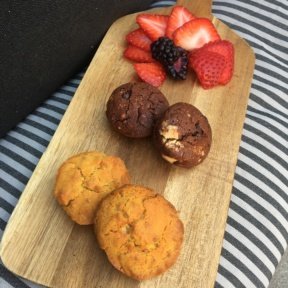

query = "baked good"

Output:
[[106, 82, 169, 138], [95, 184, 184, 280], [153, 102, 212, 168], [54, 151, 130, 225]]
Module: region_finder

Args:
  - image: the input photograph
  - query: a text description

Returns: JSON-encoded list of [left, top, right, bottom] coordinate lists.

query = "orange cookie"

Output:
[[95, 184, 184, 280], [54, 151, 130, 225]]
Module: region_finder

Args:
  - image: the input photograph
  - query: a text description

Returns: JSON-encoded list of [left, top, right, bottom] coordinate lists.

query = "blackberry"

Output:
[[151, 37, 179, 66], [151, 37, 188, 80], [166, 48, 188, 80]]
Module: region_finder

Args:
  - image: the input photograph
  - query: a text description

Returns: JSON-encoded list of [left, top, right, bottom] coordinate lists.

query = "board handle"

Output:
[[176, 0, 212, 18]]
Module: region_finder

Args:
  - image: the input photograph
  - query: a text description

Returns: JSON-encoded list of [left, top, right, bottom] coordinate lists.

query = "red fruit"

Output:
[[166, 6, 195, 39], [173, 18, 220, 51], [124, 45, 154, 63], [126, 28, 152, 52], [189, 50, 226, 89], [196, 40, 234, 84], [134, 62, 166, 87], [136, 14, 169, 41]]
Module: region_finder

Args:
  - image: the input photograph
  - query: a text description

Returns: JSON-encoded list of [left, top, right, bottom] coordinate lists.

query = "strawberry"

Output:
[[134, 62, 166, 87], [166, 6, 195, 39], [126, 28, 152, 52], [124, 45, 154, 63], [189, 50, 226, 89], [196, 40, 234, 84], [173, 18, 220, 51], [136, 14, 169, 41]]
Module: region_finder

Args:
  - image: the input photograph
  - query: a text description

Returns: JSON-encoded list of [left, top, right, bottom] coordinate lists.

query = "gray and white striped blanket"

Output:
[[0, 0, 287, 287]]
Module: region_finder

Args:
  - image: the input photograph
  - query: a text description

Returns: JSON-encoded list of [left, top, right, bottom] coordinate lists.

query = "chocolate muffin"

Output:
[[106, 82, 169, 138], [153, 103, 212, 168]]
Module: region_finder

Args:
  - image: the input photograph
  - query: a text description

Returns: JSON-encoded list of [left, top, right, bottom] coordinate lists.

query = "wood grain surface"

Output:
[[0, 0, 255, 287]]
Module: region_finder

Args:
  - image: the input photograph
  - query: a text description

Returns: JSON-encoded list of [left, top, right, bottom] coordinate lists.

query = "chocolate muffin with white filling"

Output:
[[153, 102, 212, 168]]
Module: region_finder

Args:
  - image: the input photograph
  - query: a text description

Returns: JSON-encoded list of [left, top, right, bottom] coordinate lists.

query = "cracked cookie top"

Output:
[[54, 151, 130, 225], [95, 184, 184, 280], [153, 102, 212, 168], [106, 82, 169, 138]]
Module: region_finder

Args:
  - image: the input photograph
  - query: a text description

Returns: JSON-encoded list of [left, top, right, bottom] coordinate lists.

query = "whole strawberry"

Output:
[[189, 40, 234, 88], [189, 50, 226, 89], [196, 40, 234, 84]]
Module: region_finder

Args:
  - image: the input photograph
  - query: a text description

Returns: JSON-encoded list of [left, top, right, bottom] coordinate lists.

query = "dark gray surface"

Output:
[[269, 250, 288, 288], [0, 0, 153, 137]]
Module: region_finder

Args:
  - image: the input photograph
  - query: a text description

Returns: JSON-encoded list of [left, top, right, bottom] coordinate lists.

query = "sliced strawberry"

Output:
[[173, 18, 220, 51], [134, 62, 166, 87], [124, 45, 154, 63], [197, 40, 234, 84], [166, 6, 195, 39], [126, 28, 152, 52], [189, 50, 226, 89], [136, 14, 169, 41]]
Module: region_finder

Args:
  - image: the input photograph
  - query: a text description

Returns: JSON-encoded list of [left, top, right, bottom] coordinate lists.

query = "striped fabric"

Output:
[[0, 0, 287, 287]]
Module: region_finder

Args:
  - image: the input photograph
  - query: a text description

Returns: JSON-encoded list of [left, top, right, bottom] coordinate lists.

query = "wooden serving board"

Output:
[[0, 0, 255, 287]]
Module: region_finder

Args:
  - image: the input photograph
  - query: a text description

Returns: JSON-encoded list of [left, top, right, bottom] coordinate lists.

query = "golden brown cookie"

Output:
[[95, 184, 184, 280], [54, 151, 130, 225]]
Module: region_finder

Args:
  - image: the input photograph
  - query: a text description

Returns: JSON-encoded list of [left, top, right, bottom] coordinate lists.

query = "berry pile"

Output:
[[123, 5, 234, 89], [151, 37, 180, 66], [151, 37, 188, 80]]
